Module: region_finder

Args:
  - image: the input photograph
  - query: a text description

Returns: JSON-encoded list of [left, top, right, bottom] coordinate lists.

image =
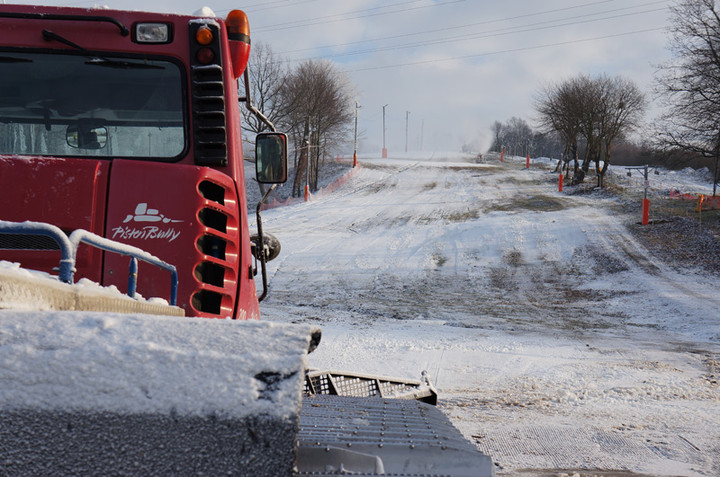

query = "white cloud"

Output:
[[22, 0, 675, 152]]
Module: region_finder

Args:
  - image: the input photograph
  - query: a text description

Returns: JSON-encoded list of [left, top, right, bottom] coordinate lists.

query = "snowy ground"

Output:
[[255, 153, 720, 476]]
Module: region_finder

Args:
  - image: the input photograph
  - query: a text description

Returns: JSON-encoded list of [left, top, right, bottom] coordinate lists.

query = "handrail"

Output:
[[69, 229, 178, 306], [0, 220, 75, 283], [0, 220, 178, 306]]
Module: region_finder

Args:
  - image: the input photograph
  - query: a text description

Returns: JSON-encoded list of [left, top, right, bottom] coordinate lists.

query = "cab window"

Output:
[[0, 51, 186, 160]]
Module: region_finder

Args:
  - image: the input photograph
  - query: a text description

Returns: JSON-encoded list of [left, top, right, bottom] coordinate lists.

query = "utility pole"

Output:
[[714, 147, 718, 197], [382, 104, 388, 159], [626, 164, 655, 225], [405, 111, 410, 154], [353, 101, 361, 168]]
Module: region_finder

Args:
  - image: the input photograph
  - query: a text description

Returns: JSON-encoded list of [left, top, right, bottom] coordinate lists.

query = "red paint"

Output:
[[0, 5, 260, 319], [0, 157, 109, 282], [642, 198, 650, 225]]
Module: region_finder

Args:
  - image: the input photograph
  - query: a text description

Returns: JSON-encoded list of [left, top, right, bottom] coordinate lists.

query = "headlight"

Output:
[[134, 23, 172, 44]]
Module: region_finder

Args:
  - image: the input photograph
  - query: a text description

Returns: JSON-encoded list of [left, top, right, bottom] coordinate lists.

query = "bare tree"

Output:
[[489, 117, 533, 156], [241, 42, 286, 137], [594, 76, 645, 188], [535, 78, 583, 176], [280, 59, 354, 197], [490, 121, 503, 152], [655, 0, 720, 191], [536, 74, 645, 187]]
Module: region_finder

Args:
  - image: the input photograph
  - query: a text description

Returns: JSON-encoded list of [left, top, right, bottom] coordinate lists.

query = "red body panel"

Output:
[[103, 160, 258, 319], [0, 4, 259, 319], [0, 156, 108, 281], [0, 5, 192, 68]]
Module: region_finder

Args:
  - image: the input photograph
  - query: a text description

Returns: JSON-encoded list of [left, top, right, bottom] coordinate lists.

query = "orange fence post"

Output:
[[304, 184, 309, 202], [500, 148, 504, 162], [559, 173, 564, 192], [642, 198, 650, 225], [526, 155, 530, 169], [697, 194, 704, 213]]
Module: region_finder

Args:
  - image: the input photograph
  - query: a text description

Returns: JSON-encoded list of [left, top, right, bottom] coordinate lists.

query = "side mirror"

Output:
[[256, 132, 288, 184], [67, 124, 107, 150]]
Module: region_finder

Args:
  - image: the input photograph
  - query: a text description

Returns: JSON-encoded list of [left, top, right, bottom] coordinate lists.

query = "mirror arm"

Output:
[[241, 69, 276, 133], [255, 183, 277, 302], [242, 71, 284, 301]]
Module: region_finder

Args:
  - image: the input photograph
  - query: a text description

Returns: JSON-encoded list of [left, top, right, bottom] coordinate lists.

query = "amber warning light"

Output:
[[195, 25, 213, 45], [225, 10, 250, 78]]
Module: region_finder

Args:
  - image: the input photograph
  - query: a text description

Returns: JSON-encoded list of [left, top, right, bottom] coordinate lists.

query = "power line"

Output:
[[243, 0, 320, 14], [254, 0, 425, 28], [278, 0, 620, 54], [286, 5, 668, 62], [346, 27, 666, 72], [200, 0, 322, 16], [255, 0, 464, 32]]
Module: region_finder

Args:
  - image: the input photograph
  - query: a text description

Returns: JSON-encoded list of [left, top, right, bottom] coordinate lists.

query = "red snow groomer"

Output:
[[0, 5, 494, 476]]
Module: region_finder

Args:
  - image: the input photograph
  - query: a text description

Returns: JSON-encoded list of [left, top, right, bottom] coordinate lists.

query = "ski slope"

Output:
[[258, 153, 720, 476]]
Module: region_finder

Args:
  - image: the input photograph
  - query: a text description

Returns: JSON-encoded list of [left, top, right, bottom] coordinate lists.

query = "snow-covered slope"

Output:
[[257, 153, 720, 476]]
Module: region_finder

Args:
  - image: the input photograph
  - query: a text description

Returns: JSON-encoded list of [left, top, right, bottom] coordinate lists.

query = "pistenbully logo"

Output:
[[123, 203, 182, 224], [112, 203, 183, 242]]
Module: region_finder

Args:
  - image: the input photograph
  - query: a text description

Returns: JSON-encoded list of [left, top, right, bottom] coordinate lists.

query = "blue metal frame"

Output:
[[0, 220, 178, 306], [0, 221, 75, 283]]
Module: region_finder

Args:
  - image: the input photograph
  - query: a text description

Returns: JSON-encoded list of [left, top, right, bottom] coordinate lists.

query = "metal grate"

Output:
[[304, 370, 437, 405], [189, 21, 227, 167], [297, 395, 495, 476], [0, 233, 61, 250], [191, 65, 227, 166]]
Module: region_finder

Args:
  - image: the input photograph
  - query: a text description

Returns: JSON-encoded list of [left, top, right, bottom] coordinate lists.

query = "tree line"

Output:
[[493, 0, 720, 191], [241, 43, 355, 197], [489, 117, 564, 162]]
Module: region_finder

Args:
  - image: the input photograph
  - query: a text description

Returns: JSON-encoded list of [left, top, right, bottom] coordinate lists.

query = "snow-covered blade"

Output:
[[0, 311, 318, 474]]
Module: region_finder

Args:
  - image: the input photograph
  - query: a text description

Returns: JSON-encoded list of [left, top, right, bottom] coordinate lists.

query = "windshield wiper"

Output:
[[42, 29, 86, 52], [42, 30, 163, 70], [0, 11, 128, 36], [85, 58, 164, 70], [0, 56, 32, 63]]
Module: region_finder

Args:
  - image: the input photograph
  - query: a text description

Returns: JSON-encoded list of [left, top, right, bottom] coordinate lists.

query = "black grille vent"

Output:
[[191, 64, 227, 166], [0, 233, 60, 250]]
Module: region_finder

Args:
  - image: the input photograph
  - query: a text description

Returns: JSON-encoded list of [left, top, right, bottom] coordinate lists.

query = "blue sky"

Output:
[[8, 0, 674, 154]]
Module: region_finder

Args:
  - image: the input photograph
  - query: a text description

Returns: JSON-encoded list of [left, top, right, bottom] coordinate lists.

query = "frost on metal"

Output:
[[0, 311, 318, 474]]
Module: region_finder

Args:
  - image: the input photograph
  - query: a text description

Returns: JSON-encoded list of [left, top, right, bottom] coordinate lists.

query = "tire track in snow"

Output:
[[582, 209, 720, 314], [261, 157, 720, 475]]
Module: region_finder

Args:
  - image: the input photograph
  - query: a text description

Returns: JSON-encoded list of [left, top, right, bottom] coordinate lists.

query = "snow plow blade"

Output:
[[0, 311, 317, 475]]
